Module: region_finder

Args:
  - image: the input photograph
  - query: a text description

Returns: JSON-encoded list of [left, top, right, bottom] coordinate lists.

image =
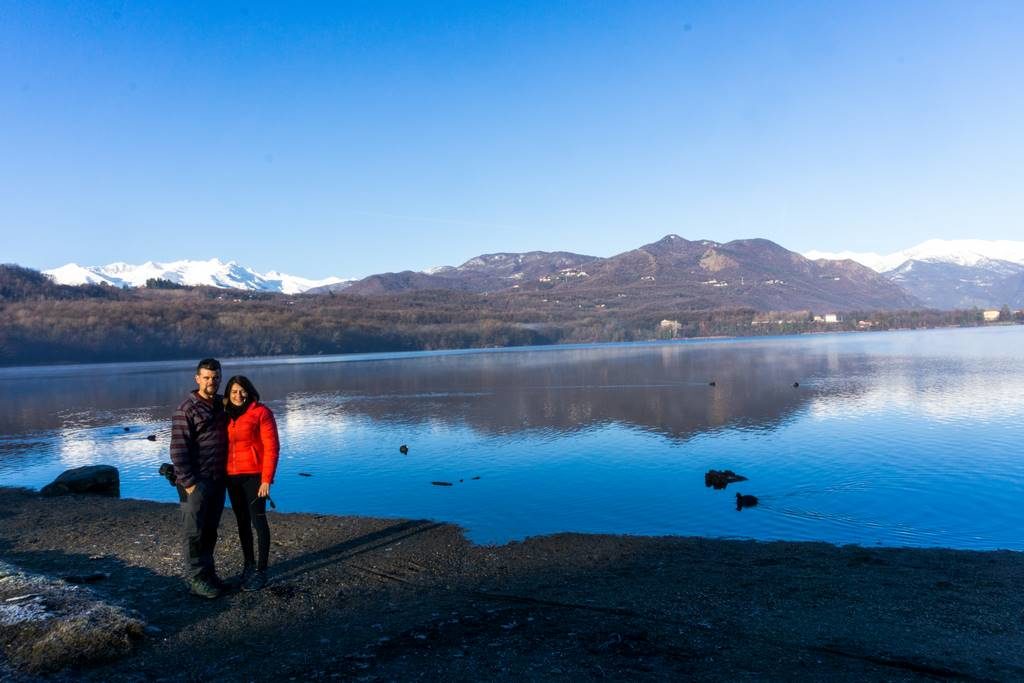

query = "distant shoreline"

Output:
[[4, 264, 1018, 367], [2, 320, 1020, 370]]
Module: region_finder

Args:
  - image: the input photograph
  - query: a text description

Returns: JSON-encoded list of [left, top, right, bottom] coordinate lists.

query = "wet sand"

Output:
[[1, 486, 1022, 681]]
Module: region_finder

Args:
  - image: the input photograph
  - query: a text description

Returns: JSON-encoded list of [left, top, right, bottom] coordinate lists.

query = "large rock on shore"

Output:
[[40, 465, 120, 497], [0, 560, 145, 674]]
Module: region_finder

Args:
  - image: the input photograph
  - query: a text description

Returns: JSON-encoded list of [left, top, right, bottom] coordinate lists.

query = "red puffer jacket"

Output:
[[226, 402, 280, 484]]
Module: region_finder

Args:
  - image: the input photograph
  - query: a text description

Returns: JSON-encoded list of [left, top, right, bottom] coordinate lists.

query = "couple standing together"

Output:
[[170, 358, 279, 598]]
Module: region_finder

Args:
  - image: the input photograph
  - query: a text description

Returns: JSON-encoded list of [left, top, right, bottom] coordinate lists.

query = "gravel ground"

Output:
[[1, 486, 1022, 681]]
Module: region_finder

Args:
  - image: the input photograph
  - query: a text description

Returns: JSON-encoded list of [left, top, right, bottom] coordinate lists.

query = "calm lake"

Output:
[[1, 326, 1022, 549]]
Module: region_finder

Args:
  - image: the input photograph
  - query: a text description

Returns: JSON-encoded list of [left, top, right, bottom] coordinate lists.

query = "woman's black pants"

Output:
[[226, 474, 270, 571]]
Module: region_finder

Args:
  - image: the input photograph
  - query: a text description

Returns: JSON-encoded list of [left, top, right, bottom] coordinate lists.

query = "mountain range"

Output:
[[316, 235, 918, 312], [803, 239, 1024, 273], [41, 238, 1024, 310], [805, 240, 1024, 309], [331, 251, 599, 296], [43, 259, 351, 295]]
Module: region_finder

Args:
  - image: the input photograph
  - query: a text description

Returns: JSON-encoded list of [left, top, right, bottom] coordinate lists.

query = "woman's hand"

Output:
[[258, 482, 271, 498]]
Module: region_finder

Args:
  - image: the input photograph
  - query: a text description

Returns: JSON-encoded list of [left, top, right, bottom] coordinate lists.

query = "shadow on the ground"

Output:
[[271, 519, 445, 582], [3, 487, 1024, 682], [0, 491, 447, 681]]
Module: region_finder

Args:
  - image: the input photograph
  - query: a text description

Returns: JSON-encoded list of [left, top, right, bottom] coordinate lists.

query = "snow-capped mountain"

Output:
[[804, 239, 1024, 273], [43, 259, 351, 295], [883, 259, 1024, 309], [804, 240, 1024, 309], [260, 270, 353, 295]]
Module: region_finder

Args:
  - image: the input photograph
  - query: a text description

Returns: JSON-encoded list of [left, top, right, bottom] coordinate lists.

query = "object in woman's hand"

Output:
[[158, 462, 176, 486]]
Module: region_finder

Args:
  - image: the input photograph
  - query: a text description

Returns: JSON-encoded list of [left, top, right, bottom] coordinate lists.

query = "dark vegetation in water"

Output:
[[1, 264, 1019, 365], [704, 470, 748, 490]]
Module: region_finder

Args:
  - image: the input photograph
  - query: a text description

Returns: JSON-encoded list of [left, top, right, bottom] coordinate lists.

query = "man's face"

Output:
[[195, 368, 221, 399]]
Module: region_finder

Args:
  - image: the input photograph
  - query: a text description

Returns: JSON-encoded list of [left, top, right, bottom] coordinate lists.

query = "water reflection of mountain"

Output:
[[0, 366, 187, 436], [0, 343, 859, 447], [3, 330, 1022, 460], [271, 344, 866, 441], [0, 343, 871, 442]]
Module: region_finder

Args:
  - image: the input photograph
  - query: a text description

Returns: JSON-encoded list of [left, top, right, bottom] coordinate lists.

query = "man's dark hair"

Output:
[[224, 375, 260, 404], [196, 358, 221, 374]]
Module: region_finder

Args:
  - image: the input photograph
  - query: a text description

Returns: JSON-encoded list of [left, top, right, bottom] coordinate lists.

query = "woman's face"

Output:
[[229, 383, 249, 407]]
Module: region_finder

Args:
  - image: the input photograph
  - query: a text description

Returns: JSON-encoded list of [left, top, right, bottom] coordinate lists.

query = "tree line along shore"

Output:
[[2, 265, 1019, 366]]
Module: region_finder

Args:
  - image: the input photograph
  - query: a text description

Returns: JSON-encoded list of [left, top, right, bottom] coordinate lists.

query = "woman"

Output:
[[224, 375, 279, 591]]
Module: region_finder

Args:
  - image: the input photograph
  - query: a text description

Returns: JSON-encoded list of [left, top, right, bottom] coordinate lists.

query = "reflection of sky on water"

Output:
[[2, 326, 1023, 549], [56, 428, 165, 469], [808, 360, 1024, 422]]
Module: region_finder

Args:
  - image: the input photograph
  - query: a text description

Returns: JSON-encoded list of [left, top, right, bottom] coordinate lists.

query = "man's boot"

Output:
[[188, 576, 222, 599]]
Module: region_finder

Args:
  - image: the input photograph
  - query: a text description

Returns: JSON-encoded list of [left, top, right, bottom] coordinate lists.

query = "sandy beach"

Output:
[[1, 486, 1022, 681]]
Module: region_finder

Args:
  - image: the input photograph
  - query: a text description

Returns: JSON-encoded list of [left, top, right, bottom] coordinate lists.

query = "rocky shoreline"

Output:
[[1, 486, 1022, 681]]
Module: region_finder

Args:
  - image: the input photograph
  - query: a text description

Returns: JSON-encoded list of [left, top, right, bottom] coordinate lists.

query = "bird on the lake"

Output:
[[792, 381, 800, 388], [399, 444, 409, 455], [736, 493, 759, 511]]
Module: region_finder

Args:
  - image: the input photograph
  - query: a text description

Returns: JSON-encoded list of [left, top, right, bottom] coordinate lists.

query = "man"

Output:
[[170, 358, 229, 598]]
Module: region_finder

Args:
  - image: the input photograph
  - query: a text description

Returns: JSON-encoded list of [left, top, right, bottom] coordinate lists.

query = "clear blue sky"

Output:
[[2, 1, 1022, 278]]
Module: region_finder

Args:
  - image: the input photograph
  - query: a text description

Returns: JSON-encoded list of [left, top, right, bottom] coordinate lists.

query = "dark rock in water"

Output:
[[146, 434, 157, 441], [123, 427, 130, 432], [431, 481, 453, 487], [40, 466, 120, 498], [298, 472, 312, 477], [704, 469, 747, 490], [399, 444, 409, 455], [735, 493, 759, 510]]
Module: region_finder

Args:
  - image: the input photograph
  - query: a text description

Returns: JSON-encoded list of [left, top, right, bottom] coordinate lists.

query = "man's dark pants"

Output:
[[180, 478, 226, 580]]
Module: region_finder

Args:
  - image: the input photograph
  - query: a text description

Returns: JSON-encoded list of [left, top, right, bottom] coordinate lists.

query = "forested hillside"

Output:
[[0, 265, 1015, 365]]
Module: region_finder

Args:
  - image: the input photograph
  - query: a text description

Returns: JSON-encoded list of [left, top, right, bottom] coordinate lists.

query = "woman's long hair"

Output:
[[224, 375, 260, 418]]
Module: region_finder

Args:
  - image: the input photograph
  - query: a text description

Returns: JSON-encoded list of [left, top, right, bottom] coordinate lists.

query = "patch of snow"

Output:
[[0, 599, 48, 626], [805, 239, 1024, 273], [42, 263, 122, 287], [263, 271, 348, 295], [44, 259, 351, 294]]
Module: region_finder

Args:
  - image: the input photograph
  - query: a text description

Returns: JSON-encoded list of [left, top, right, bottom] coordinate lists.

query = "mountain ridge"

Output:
[[805, 239, 1024, 308], [330, 250, 600, 296], [39, 237, 1024, 309], [329, 234, 919, 311], [804, 239, 1024, 272], [43, 258, 351, 295]]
